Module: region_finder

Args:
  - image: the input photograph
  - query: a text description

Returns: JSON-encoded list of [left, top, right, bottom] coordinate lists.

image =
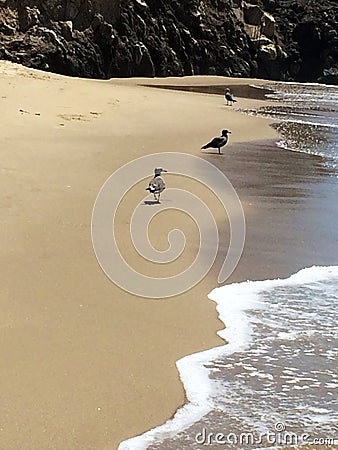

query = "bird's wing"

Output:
[[155, 177, 165, 191], [147, 178, 156, 192], [208, 137, 224, 147], [148, 177, 165, 192]]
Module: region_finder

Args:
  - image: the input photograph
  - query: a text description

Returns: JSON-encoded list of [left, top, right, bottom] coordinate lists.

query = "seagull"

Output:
[[225, 88, 237, 106], [201, 129, 231, 155], [146, 167, 167, 202]]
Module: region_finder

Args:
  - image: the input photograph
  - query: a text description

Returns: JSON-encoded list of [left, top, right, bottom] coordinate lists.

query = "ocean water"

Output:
[[119, 266, 338, 450], [118, 84, 338, 450], [246, 82, 338, 173]]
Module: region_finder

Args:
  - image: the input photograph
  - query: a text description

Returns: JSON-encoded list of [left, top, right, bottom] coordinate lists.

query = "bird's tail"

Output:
[[201, 144, 208, 149]]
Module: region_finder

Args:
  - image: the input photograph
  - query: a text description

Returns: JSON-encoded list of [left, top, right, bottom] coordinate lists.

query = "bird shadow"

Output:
[[143, 200, 161, 205], [201, 150, 223, 155], [143, 198, 171, 206]]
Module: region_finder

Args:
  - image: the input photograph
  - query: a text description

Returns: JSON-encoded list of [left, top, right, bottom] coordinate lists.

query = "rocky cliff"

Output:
[[0, 0, 337, 83]]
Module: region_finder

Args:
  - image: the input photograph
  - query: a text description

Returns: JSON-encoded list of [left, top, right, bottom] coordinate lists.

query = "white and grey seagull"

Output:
[[201, 129, 231, 155], [146, 167, 167, 203], [224, 88, 237, 106]]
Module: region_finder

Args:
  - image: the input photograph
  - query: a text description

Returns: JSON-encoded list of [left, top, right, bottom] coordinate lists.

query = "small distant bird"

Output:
[[146, 167, 167, 202], [201, 129, 231, 155], [225, 88, 237, 106]]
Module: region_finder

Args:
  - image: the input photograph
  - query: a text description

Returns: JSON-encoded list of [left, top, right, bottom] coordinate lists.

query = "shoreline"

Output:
[[1, 62, 338, 450], [119, 265, 338, 449]]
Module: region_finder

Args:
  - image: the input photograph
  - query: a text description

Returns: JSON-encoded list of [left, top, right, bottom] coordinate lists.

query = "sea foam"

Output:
[[119, 265, 338, 449]]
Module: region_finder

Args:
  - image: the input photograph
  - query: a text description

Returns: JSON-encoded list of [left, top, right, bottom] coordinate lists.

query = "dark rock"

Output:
[[243, 2, 264, 26], [0, 47, 17, 61], [319, 67, 338, 84], [0, 21, 16, 36], [58, 21, 73, 40], [18, 5, 42, 32], [0, 0, 337, 83]]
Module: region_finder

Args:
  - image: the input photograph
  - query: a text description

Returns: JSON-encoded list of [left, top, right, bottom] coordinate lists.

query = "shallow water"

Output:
[[142, 83, 270, 100], [119, 267, 338, 450], [242, 82, 338, 173]]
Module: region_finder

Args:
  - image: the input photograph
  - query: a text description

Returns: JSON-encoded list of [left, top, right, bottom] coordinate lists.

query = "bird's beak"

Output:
[[228, 131, 232, 134], [162, 169, 168, 172]]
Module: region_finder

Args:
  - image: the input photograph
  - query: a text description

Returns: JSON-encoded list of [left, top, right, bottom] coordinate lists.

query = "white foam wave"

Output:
[[240, 109, 338, 129], [118, 266, 338, 450], [275, 117, 338, 128], [276, 139, 327, 159], [270, 81, 338, 89]]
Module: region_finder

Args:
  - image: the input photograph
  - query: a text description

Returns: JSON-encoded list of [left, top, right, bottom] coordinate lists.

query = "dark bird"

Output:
[[225, 88, 237, 106], [201, 129, 231, 155], [146, 167, 167, 203]]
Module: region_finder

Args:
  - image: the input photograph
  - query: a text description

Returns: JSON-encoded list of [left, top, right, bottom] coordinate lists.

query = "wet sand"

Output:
[[1, 62, 338, 449]]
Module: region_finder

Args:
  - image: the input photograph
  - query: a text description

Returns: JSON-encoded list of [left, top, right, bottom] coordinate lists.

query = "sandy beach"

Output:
[[1, 62, 338, 450]]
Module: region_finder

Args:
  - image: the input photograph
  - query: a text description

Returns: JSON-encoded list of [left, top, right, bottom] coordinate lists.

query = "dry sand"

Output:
[[1, 62, 337, 449]]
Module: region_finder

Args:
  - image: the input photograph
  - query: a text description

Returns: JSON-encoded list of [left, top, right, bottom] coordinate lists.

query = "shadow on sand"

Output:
[[143, 200, 160, 205], [201, 150, 224, 155]]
